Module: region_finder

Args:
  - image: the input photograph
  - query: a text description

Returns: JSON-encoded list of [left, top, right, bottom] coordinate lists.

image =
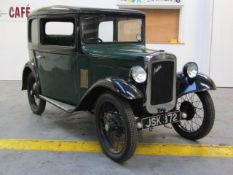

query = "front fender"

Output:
[[83, 77, 143, 100], [177, 72, 216, 98], [77, 77, 143, 111]]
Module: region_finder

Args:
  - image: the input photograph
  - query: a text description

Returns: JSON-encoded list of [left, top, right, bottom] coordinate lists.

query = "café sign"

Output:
[[0, 2, 31, 21]]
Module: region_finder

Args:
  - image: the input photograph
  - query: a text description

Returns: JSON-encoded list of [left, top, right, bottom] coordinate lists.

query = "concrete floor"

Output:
[[0, 81, 233, 175]]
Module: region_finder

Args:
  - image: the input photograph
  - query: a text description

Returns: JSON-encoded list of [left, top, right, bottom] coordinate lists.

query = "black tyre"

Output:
[[27, 72, 46, 115], [95, 93, 138, 162], [172, 91, 215, 140]]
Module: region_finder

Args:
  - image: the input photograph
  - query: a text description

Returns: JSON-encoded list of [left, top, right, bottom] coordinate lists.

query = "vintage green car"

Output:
[[22, 6, 216, 162]]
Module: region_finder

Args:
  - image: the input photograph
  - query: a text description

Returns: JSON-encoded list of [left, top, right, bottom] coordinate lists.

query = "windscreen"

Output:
[[81, 15, 143, 43]]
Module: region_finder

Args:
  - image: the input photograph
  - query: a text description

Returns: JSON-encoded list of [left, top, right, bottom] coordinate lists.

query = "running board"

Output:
[[39, 95, 76, 113]]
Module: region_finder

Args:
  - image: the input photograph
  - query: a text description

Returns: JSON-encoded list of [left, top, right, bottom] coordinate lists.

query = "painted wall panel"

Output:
[[210, 0, 233, 87]]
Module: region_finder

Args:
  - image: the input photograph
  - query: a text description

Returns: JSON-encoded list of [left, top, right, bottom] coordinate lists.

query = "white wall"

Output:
[[0, 21, 27, 80], [0, 0, 216, 83], [210, 0, 233, 87]]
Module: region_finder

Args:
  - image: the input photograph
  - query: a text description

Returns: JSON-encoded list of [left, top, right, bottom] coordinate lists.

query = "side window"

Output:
[[45, 22, 74, 35], [82, 15, 115, 43], [98, 21, 114, 42], [29, 19, 38, 44], [40, 18, 75, 46]]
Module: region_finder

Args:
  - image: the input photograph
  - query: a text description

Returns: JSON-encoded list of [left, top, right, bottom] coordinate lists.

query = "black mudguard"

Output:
[[22, 61, 37, 90], [177, 72, 216, 98], [77, 78, 143, 111]]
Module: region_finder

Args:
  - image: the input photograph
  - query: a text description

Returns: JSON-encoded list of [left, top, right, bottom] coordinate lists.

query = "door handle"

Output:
[[36, 55, 45, 59]]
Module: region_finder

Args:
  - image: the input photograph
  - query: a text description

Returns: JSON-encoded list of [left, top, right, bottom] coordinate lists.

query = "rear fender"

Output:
[[22, 62, 37, 90]]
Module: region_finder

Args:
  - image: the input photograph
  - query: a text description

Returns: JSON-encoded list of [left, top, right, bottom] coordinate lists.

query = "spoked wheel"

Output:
[[95, 93, 137, 162], [27, 72, 46, 115], [172, 91, 215, 140]]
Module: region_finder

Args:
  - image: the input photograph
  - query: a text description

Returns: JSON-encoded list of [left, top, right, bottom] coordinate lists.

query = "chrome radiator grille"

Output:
[[145, 55, 176, 114]]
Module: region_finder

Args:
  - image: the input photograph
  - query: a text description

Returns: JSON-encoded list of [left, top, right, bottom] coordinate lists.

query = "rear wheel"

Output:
[[172, 91, 215, 140], [95, 93, 137, 162], [27, 72, 46, 115]]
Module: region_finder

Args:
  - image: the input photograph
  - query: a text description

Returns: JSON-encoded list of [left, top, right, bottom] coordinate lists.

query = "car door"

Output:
[[36, 15, 78, 105]]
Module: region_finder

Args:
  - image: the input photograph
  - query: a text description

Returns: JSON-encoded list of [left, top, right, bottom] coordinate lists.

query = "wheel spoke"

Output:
[[176, 93, 205, 133], [194, 117, 201, 128], [195, 112, 204, 119]]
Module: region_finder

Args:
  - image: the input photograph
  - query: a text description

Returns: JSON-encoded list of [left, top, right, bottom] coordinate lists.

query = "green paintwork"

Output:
[[36, 51, 79, 104], [76, 43, 151, 105], [81, 43, 155, 59], [35, 43, 154, 105]]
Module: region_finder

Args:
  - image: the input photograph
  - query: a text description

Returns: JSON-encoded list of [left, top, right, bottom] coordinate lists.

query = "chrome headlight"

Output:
[[183, 62, 198, 79], [130, 66, 147, 83]]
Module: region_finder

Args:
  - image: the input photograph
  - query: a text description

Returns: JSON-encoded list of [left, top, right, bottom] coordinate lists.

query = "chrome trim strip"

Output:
[[145, 54, 177, 114]]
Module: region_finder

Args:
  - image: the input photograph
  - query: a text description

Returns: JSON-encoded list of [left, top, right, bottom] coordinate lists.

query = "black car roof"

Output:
[[29, 5, 145, 17]]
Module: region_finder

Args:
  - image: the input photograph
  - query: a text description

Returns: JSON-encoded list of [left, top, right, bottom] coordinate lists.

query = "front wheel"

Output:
[[95, 93, 138, 162], [172, 91, 215, 140]]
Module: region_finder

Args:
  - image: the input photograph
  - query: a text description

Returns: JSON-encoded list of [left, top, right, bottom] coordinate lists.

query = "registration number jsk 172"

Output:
[[142, 111, 181, 129]]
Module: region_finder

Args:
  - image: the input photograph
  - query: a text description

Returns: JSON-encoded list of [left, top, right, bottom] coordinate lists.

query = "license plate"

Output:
[[142, 111, 181, 129]]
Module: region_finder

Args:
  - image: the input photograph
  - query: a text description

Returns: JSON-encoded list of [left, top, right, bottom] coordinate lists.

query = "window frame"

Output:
[[28, 17, 39, 48], [38, 14, 77, 53], [80, 14, 145, 45]]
